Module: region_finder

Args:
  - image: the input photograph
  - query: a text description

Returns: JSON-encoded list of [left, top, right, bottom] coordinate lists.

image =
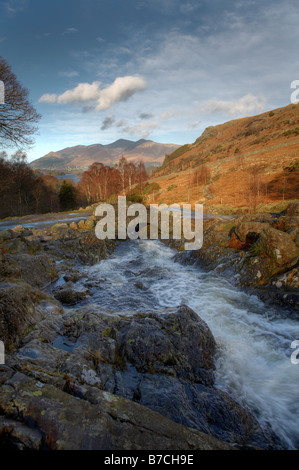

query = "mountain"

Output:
[[30, 139, 180, 171], [149, 103, 299, 210]]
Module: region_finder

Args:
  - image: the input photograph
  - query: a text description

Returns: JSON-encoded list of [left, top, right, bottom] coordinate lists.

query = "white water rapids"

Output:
[[75, 239, 299, 449]]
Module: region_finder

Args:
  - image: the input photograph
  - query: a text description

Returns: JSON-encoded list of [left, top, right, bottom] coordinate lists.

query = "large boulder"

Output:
[[0, 282, 61, 348], [234, 222, 271, 243], [84, 216, 96, 230], [0, 372, 232, 450], [6, 304, 280, 449], [259, 227, 298, 266], [53, 286, 86, 305], [0, 253, 57, 288], [285, 202, 299, 217]]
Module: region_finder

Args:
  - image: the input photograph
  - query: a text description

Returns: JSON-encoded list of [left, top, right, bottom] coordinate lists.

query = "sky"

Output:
[[0, 0, 299, 162]]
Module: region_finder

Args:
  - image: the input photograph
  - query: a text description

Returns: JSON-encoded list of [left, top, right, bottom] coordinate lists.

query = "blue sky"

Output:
[[1, 0, 299, 162]]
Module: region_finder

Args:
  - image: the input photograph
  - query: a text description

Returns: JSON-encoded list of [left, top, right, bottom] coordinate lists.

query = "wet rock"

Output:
[[135, 281, 146, 290], [0, 417, 44, 450], [0, 372, 232, 450], [53, 286, 86, 305], [0, 253, 57, 288], [0, 282, 43, 347], [173, 212, 299, 311], [13, 304, 279, 449], [120, 305, 215, 384], [45, 232, 110, 266], [63, 271, 81, 283]]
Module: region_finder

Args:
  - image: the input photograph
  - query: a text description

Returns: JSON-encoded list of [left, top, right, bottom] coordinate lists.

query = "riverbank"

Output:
[[165, 201, 299, 314]]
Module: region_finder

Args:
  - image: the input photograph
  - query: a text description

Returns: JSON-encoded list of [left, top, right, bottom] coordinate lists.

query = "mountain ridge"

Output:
[[30, 139, 180, 171]]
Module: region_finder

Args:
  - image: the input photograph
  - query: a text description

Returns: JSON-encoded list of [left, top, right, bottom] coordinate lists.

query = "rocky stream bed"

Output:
[[0, 203, 298, 450]]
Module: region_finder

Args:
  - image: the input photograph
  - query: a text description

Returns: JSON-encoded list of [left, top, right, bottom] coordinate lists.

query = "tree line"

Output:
[[79, 157, 148, 205], [0, 152, 149, 219], [0, 151, 61, 218]]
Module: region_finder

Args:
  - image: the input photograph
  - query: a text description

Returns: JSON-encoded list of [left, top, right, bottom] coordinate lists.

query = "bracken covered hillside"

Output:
[[149, 104, 299, 211]]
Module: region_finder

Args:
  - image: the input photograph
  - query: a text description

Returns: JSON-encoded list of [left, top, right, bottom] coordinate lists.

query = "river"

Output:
[[63, 239, 299, 449]]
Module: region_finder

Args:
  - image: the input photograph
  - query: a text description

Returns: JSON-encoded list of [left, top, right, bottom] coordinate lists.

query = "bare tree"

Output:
[[192, 164, 211, 186], [0, 56, 41, 148]]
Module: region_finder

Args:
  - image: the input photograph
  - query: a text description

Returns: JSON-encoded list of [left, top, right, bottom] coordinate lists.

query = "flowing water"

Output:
[[68, 239, 299, 449]]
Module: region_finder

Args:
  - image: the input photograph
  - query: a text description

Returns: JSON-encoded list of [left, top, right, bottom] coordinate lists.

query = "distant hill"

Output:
[[30, 139, 180, 171], [148, 103, 299, 210]]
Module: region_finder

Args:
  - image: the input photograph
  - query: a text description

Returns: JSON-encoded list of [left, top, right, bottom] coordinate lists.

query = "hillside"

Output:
[[148, 103, 299, 211], [30, 139, 180, 172]]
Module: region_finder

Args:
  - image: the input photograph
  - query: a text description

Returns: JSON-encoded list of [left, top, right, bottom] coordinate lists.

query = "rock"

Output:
[[259, 227, 298, 266], [0, 372, 232, 450], [12, 304, 278, 449], [271, 268, 299, 289], [41, 232, 110, 266], [69, 222, 78, 230], [135, 281, 146, 289], [0, 282, 42, 347], [78, 220, 86, 230], [0, 230, 12, 241], [285, 202, 299, 217], [178, 213, 299, 310], [119, 305, 215, 385], [50, 223, 69, 232], [0, 417, 44, 450], [0, 253, 57, 288], [10, 225, 25, 234], [234, 222, 271, 243], [84, 217, 96, 230], [53, 287, 85, 305]]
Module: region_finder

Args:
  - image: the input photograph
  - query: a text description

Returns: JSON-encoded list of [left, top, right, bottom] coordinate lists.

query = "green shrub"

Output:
[[167, 184, 178, 191], [286, 160, 299, 172], [127, 191, 143, 203]]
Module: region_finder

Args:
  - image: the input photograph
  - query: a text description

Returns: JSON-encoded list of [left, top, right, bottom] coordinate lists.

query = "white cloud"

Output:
[[63, 27, 79, 35], [123, 121, 158, 139], [96, 76, 147, 111], [39, 76, 147, 111], [2, 0, 27, 16], [200, 94, 266, 117], [39, 93, 58, 104], [58, 82, 101, 104], [39, 81, 101, 104], [159, 111, 176, 120]]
